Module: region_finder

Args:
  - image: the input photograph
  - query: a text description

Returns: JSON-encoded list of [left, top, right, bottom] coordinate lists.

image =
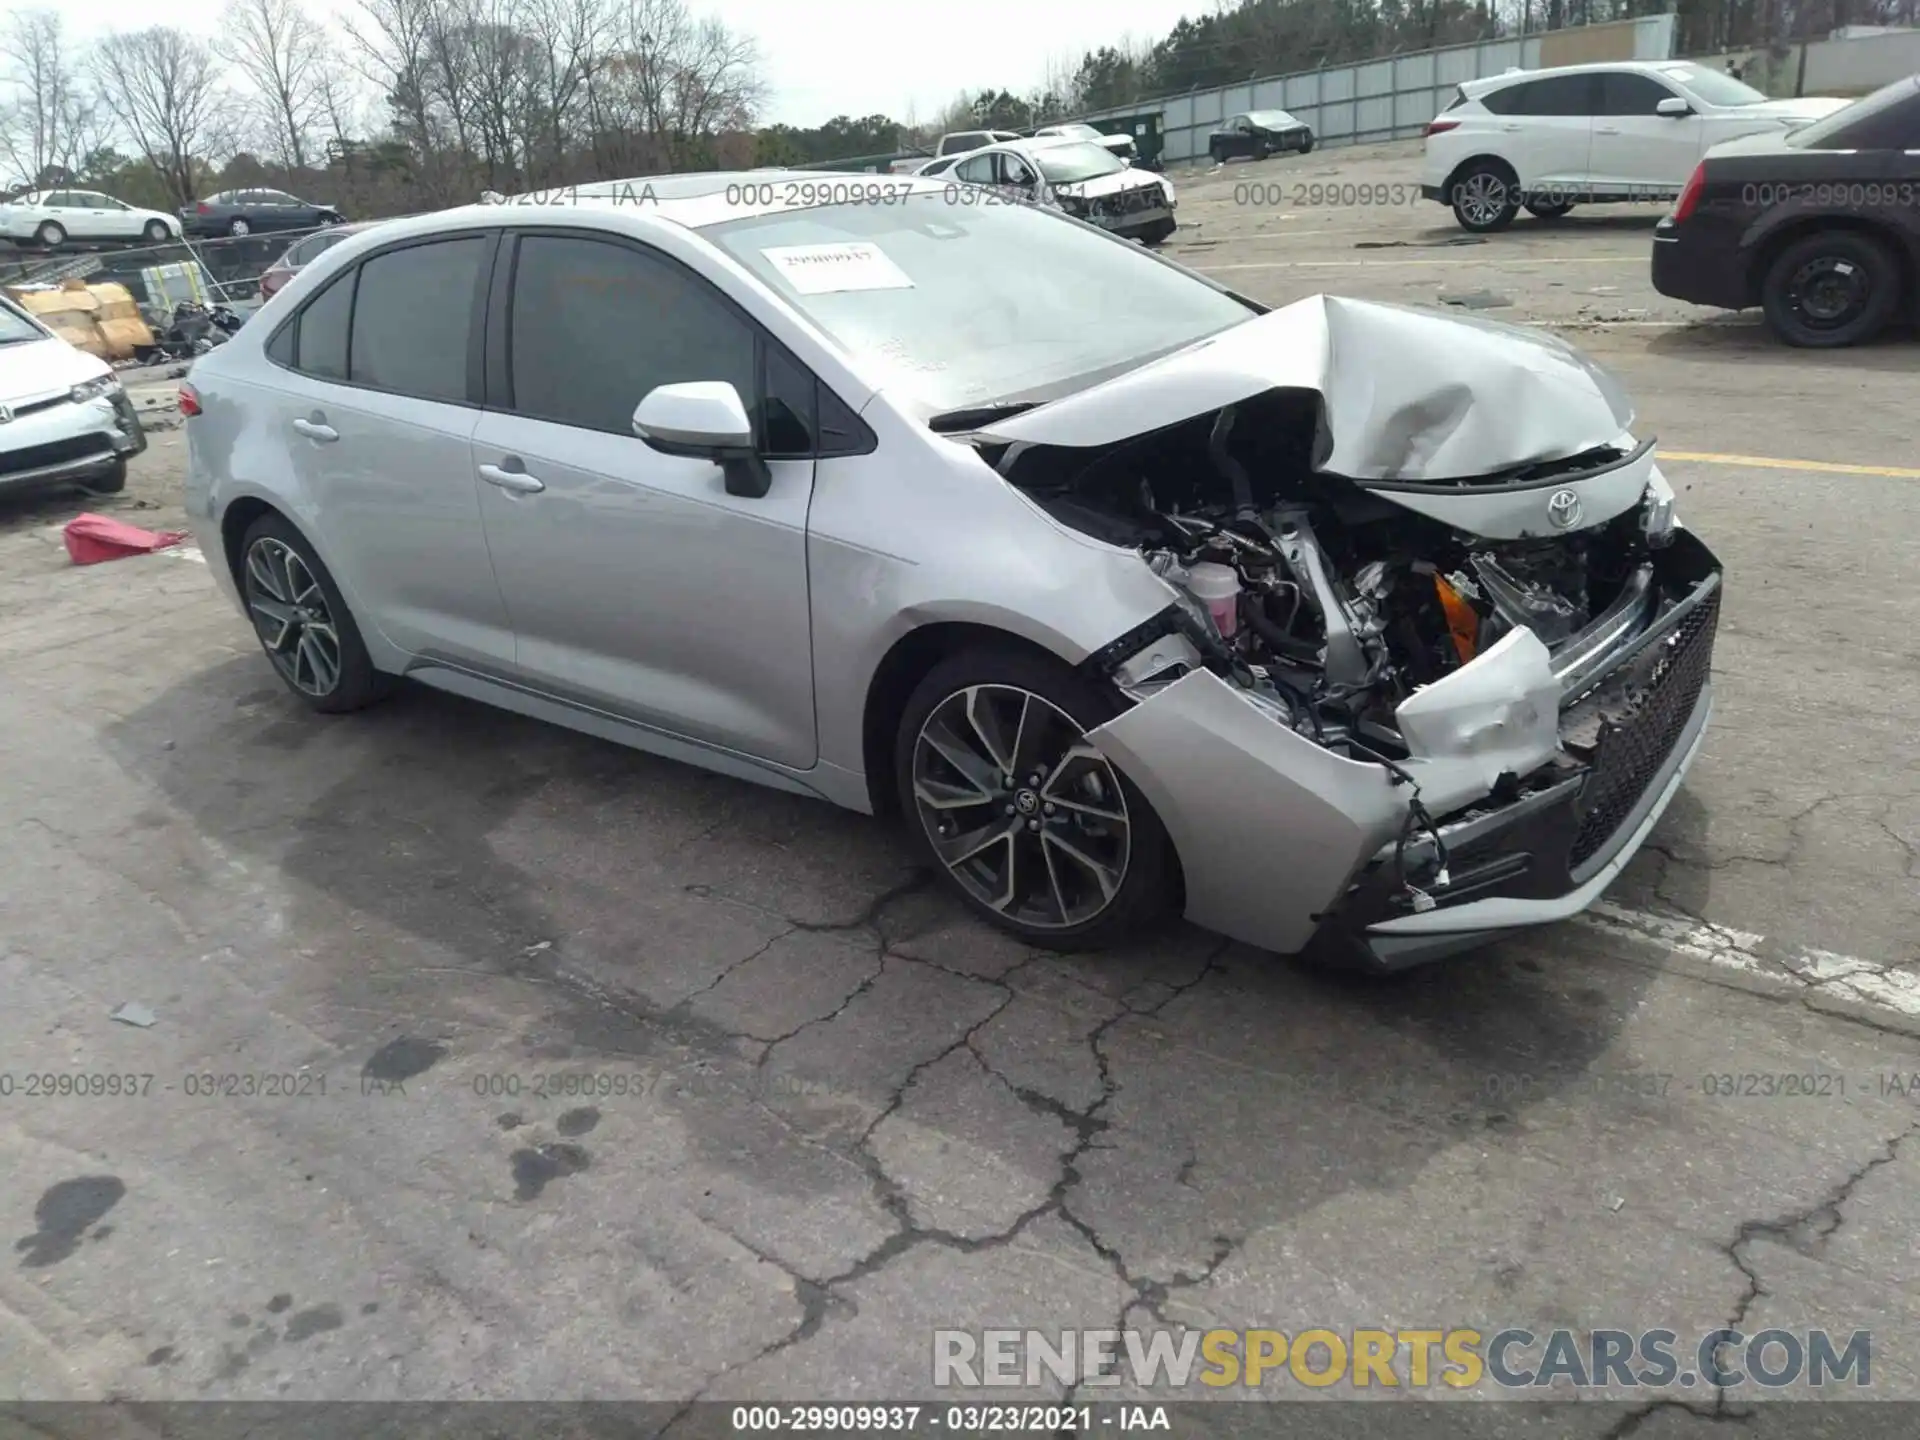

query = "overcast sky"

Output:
[[58, 0, 1207, 128]]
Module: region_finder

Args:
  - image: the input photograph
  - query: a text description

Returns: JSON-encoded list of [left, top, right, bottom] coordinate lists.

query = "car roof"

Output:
[[350, 170, 976, 241], [1461, 59, 1705, 96]]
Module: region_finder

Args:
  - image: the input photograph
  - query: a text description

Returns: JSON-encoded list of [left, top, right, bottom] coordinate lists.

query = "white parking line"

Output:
[[1573, 900, 1920, 1021]]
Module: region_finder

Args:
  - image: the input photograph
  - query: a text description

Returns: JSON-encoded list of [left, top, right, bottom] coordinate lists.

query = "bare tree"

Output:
[[218, 0, 332, 171], [91, 27, 232, 204], [0, 10, 91, 188], [343, 0, 455, 200]]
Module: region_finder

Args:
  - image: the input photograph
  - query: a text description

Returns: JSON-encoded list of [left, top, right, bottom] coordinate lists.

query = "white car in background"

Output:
[[946, 138, 1177, 245], [1034, 122, 1139, 163], [0, 291, 147, 496], [0, 188, 182, 247], [1420, 60, 1850, 232]]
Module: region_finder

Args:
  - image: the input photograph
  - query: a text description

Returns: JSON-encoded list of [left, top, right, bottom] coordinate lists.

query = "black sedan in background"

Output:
[[1207, 110, 1316, 162], [180, 188, 344, 238], [1653, 74, 1920, 347]]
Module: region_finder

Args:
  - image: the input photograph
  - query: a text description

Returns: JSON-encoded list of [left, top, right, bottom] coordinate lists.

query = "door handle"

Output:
[[291, 417, 337, 442], [479, 461, 545, 494], [1501, 123, 1522, 132], [1596, 126, 1621, 135]]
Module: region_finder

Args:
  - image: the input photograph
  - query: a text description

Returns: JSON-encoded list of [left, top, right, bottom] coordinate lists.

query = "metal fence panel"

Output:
[[1077, 16, 1673, 167]]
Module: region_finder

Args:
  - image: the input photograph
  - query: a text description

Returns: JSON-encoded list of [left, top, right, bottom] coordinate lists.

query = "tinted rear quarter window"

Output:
[[349, 236, 486, 403], [507, 234, 755, 435], [294, 272, 352, 380]]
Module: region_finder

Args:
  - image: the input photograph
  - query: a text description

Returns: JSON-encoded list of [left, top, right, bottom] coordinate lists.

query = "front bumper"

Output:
[[1090, 529, 1723, 969], [0, 386, 147, 496]]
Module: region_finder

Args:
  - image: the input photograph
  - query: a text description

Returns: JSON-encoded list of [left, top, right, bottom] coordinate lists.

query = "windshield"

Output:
[[1031, 141, 1126, 184], [702, 196, 1252, 411], [1786, 75, 1917, 148], [1046, 124, 1101, 140], [1661, 65, 1769, 107], [1246, 110, 1298, 127], [0, 300, 46, 345]]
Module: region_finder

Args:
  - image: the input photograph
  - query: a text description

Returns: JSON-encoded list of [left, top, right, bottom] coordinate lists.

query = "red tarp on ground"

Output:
[[63, 512, 190, 565]]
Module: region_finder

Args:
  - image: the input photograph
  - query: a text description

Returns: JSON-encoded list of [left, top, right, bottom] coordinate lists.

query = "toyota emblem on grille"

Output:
[[1546, 489, 1583, 530]]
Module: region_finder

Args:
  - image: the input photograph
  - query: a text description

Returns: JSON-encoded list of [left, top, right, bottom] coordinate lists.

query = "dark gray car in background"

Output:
[[182, 188, 345, 238]]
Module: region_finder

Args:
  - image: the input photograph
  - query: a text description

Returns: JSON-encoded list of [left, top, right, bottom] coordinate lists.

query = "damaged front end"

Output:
[[975, 295, 1722, 969]]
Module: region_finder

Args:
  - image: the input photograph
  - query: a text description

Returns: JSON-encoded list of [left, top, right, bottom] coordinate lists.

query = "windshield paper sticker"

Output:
[[761, 243, 914, 295]]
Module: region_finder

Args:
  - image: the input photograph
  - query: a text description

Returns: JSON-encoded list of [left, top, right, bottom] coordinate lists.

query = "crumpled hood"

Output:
[[1055, 169, 1163, 201], [978, 294, 1635, 482]]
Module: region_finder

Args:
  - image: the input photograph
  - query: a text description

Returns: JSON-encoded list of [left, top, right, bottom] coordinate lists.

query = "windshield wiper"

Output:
[[927, 400, 1043, 433]]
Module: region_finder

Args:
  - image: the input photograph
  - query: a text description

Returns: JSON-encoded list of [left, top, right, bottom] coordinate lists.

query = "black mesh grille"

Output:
[[0, 431, 112, 477], [1569, 587, 1720, 869]]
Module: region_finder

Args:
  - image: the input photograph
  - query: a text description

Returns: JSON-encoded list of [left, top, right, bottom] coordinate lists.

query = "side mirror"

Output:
[[632, 381, 771, 499], [1656, 97, 1693, 118]]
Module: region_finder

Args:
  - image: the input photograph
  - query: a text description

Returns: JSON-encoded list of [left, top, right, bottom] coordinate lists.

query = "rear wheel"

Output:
[[1450, 162, 1520, 233], [1761, 230, 1901, 349], [239, 512, 392, 713], [895, 646, 1177, 951], [228, 216, 251, 237], [34, 219, 64, 247]]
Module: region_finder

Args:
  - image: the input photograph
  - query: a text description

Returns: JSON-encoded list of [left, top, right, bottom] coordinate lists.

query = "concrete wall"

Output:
[[1675, 29, 1920, 99], [1075, 15, 1676, 166]]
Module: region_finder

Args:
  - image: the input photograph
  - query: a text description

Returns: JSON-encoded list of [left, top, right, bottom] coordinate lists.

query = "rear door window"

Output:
[[348, 236, 486, 403], [1512, 74, 1598, 116]]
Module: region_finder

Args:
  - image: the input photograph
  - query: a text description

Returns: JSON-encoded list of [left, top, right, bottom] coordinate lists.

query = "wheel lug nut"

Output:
[[1027, 773, 1041, 786], [1004, 804, 1016, 816], [1027, 819, 1041, 832]]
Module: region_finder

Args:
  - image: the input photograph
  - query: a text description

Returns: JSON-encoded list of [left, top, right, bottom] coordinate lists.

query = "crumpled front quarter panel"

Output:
[[806, 400, 1184, 787], [1087, 669, 1408, 955]]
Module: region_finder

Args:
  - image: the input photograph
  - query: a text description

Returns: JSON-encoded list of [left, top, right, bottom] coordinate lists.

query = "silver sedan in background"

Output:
[[180, 172, 1721, 972]]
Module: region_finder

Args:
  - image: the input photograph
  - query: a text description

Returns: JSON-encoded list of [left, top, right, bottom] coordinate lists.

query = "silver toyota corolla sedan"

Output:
[[182, 171, 1721, 971]]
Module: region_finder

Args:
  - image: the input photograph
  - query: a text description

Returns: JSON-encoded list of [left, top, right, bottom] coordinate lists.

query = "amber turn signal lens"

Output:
[[1433, 574, 1479, 664]]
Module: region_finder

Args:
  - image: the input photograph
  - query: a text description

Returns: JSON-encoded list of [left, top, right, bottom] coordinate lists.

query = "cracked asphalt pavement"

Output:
[[3, 144, 1919, 1431]]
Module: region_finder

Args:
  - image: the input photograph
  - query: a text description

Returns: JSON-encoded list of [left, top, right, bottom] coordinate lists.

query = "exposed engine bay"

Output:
[[987, 389, 1687, 765]]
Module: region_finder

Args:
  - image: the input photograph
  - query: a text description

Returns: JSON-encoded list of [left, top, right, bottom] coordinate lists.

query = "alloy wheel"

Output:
[[1456, 172, 1510, 227], [244, 537, 341, 697], [911, 684, 1131, 930], [1785, 254, 1869, 333]]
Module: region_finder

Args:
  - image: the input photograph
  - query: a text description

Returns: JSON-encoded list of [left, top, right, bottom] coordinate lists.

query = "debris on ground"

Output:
[[1438, 289, 1513, 310], [63, 514, 190, 565], [109, 1002, 157, 1028]]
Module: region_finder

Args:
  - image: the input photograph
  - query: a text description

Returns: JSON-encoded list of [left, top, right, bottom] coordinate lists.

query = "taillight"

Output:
[[196, 202, 211, 214], [1424, 119, 1460, 137], [1672, 163, 1706, 223], [178, 383, 201, 417]]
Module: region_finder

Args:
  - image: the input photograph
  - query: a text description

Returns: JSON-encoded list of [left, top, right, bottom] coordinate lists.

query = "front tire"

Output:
[[895, 646, 1176, 951], [239, 512, 392, 713], [1761, 230, 1901, 349], [143, 219, 169, 243], [82, 460, 127, 495], [1298, 134, 1315, 154], [1450, 162, 1520, 233], [1526, 199, 1574, 220]]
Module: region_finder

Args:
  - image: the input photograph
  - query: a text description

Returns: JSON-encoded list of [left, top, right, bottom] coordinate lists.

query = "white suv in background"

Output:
[[1420, 61, 1850, 232]]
